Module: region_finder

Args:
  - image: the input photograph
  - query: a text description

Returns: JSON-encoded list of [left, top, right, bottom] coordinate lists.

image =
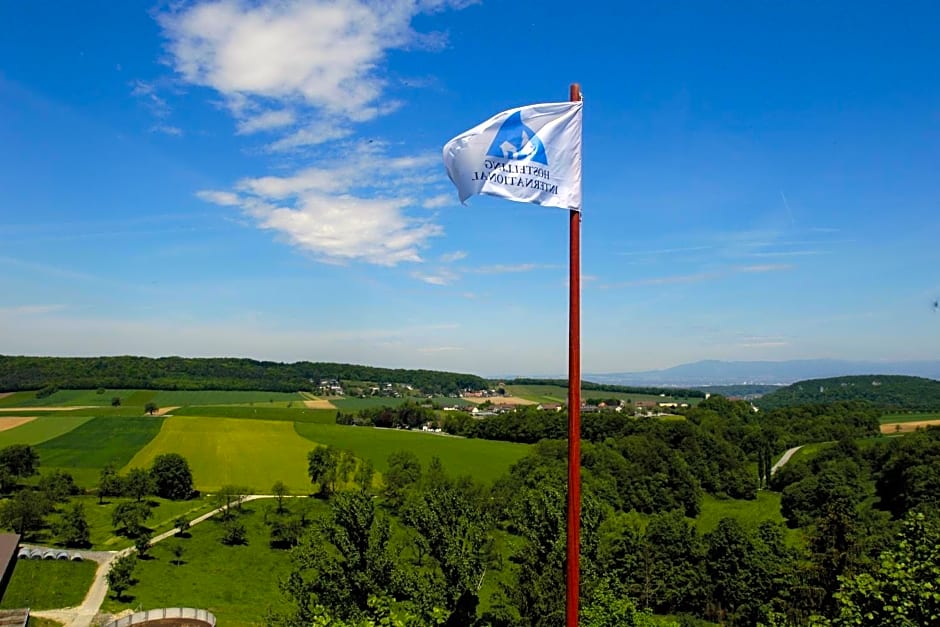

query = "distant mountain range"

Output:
[[583, 359, 940, 387]]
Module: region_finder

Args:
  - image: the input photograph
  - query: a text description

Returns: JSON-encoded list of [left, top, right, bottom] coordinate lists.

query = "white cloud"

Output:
[[236, 109, 296, 134], [160, 0, 471, 265], [151, 124, 184, 136], [159, 0, 470, 131], [423, 193, 453, 209], [196, 190, 241, 206], [200, 148, 445, 265], [440, 250, 467, 263], [266, 122, 353, 151], [473, 263, 559, 274], [411, 269, 458, 285]]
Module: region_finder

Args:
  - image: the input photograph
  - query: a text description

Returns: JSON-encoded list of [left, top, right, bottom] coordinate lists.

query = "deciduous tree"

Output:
[[150, 453, 194, 500]]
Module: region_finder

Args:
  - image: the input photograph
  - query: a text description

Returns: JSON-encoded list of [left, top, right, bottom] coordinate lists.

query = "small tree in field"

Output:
[[134, 530, 152, 559], [108, 555, 136, 600], [174, 515, 190, 537], [171, 541, 185, 566], [111, 396, 121, 407], [272, 480, 289, 514], [145, 402, 159, 415]]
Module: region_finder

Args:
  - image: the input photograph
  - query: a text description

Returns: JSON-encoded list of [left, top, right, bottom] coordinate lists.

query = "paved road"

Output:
[[770, 445, 804, 475], [32, 494, 279, 627]]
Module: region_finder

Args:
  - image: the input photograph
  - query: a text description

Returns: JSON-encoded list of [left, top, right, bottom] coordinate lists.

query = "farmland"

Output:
[[125, 416, 316, 493], [294, 422, 529, 483], [0, 415, 94, 448]]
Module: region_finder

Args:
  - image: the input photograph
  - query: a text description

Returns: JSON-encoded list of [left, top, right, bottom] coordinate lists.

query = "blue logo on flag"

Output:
[[486, 111, 548, 165]]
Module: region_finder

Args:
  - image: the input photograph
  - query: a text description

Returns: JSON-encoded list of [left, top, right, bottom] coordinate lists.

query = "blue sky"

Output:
[[1, 0, 938, 376]]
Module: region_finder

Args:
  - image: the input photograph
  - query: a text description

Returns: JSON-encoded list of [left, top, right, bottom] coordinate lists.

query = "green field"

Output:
[[294, 422, 529, 484], [36, 416, 164, 485], [0, 389, 305, 409], [152, 390, 304, 405], [0, 415, 93, 448], [125, 416, 317, 493], [100, 498, 330, 625], [76, 495, 215, 549], [880, 411, 940, 424], [178, 405, 335, 423], [694, 492, 799, 544], [331, 397, 411, 410], [0, 558, 97, 610], [0, 389, 148, 408]]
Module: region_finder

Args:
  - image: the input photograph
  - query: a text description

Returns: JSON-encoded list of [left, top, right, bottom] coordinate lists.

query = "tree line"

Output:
[[281, 422, 940, 626], [0, 355, 488, 395], [505, 378, 706, 398], [756, 374, 940, 411]]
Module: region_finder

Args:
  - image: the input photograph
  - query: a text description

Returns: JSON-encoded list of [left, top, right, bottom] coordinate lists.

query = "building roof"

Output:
[[0, 534, 21, 605], [0, 609, 28, 627]]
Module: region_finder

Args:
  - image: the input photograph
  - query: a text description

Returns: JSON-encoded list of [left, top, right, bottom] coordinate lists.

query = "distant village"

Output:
[[317, 378, 694, 419]]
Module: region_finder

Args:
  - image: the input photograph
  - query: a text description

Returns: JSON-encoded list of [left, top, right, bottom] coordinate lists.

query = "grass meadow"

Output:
[[880, 411, 940, 424], [100, 498, 331, 625], [294, 422, 529, 483], [178, 405, 335, 423], [0, 415, 93, 447], [695, 492, 800, 547], [34, 416, 164, 487], [330, 396, 410, 410], [124, 416, 316, 493], [152, 390, 304, 406], [0, 558, 97, 610]]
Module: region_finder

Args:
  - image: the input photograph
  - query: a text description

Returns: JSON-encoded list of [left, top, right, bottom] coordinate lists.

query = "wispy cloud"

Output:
[[736, 264, 794, 273], [151, 124, 183, 136], [131, 79, 171, 118], [618, 245, 714, 257], [158, 0, 473, 151], [199, 147, 445, 265], [0, 304, 66, 316], [472, 263, 559, 274], [417, 346, 463, 353], [601, 263, 792, 289], [411, 269, 458, 286], [423, 193, 454, 209], [737, 335, 789, 348], [156, 1, 477, 265], [440, 251, 467, 263]]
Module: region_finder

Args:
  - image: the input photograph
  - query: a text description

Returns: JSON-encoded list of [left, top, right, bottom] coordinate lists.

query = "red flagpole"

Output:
[[566, 82, 582, 627]]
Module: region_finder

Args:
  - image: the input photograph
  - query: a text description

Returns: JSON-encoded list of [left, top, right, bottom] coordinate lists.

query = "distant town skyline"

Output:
[[1, 1, 938, 375]]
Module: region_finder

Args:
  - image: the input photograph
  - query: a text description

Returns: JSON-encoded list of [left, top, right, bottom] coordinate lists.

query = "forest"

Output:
[[0, 355, 488, 396], [756, 374, 940, 411], [311, 397, 940, 625]]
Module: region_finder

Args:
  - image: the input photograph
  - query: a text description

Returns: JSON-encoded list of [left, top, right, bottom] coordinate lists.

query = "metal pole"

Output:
[[566, 81, 582, 627]]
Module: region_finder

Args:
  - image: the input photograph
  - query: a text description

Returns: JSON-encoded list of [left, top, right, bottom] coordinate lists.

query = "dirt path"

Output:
[[303, 399, 336, 409], [881, 419, 940, 434], [771, 445, 804, 475], [0, 392, 12, 400], [152, 406, 180, 416], [0, 417, 35, 431]]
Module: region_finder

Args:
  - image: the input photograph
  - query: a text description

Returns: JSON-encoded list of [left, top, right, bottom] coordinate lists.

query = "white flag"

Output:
[[442, 101, 583, 211]]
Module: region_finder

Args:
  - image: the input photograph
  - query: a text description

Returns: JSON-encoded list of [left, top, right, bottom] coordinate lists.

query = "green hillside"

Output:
[[756, 374, 940, 411]]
